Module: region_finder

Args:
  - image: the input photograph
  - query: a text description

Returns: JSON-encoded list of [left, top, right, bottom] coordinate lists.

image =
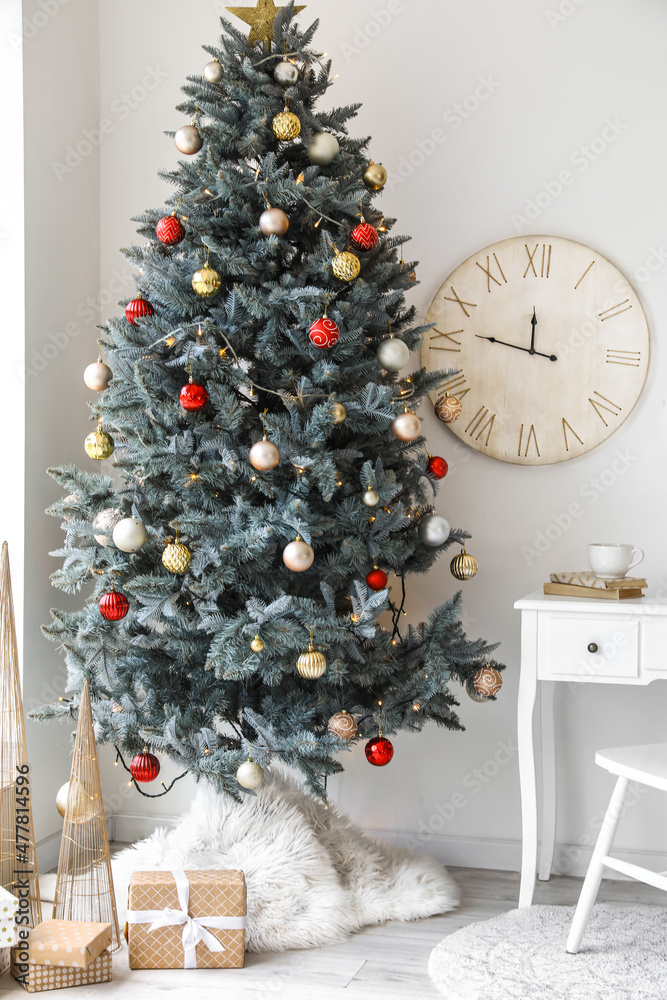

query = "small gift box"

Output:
[[11, 948, 112, 992], [127, 868, 246, 969], [0, 885, 19, 946], [0, 946, 10, 976], [25, 920, 112, 969]]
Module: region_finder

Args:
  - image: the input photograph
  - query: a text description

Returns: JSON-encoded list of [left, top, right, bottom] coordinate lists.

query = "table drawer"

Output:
[[538, 615, 639, 680]]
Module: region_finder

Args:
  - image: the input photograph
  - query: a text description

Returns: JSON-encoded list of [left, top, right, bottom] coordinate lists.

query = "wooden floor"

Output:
[[1, 866, 664, 998]]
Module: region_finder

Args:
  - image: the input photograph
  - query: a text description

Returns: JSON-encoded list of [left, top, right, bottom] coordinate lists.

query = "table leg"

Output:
[[518, 609, 539, 908], [538, 680, 557, 881]]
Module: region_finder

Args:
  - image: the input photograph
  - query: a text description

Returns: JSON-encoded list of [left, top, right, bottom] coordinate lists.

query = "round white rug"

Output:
[[429, 903, 667, 999]]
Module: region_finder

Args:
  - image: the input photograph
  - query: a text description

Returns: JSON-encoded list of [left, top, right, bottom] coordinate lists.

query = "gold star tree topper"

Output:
[[226, 0, 305, 46]]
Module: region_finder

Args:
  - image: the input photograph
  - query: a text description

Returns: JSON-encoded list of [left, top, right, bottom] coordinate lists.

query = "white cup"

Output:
[[588, 543, 644, 580]]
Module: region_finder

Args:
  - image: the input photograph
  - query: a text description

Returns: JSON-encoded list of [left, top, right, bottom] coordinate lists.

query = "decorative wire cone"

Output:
[[52, 679, 121, 950], [0, 542, 41, 926]]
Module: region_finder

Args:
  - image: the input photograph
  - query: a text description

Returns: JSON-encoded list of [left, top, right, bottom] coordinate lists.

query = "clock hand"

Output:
[[475, 334, 557, 362], [529, 307, 537, 354]]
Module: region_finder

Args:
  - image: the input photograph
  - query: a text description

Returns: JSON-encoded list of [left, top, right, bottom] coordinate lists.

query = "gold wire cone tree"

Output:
[[52, 679, 120, 950], [0, 542, 41, 927]]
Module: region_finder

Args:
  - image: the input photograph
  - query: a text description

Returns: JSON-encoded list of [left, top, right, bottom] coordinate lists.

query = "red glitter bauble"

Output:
[[365, 735, 394, 767], [156, 214, 185, 245], [125, 295, 154, 326], [179, 381, 209, 411], [350, 221, 379, 251], [99, 591, 129, 621], [366, 568, 388, 591], [427, 456, 449, 479], [130, 751, 160, 783], [309, 317, 340, 349]]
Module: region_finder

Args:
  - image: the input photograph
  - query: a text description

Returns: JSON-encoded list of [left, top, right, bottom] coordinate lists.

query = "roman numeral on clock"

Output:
[[431, 328, 463, 352], [589, 390, 622, 426], [475, 253, 507, 293], [599, 299, 632, 321], [606, 349, 641, 367], [436, 373, 469, 399], [562, 418, 584, 452], [442, 286, 477, 317], [464, 405, 496, 445], [518, 423, 540, 458], [524, 243, 551, 278]]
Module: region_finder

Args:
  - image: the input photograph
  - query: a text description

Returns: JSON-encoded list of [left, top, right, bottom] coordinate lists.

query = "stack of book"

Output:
[[544, 571, 647, 600]]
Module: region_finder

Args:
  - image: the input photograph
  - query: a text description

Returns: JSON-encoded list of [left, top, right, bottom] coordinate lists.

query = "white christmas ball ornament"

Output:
[[274, 60, 299, 86], [112, 516, 148, 553], [84, 361, 113, 391], [237, 757, 264, 789], [249, 439, 280, 471], [362, 489, 379, 506], [376, 338, 410, 372], [418, 514, 451, 547], [307, 132, 340, 166], [203, 59, 223, 83], [283, 538, 314, 572], [92, 508, 123, 546], [392, 411, 422, 442]]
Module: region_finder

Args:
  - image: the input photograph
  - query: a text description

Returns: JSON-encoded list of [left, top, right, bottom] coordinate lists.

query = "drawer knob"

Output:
[[587, 642, 598, 653]]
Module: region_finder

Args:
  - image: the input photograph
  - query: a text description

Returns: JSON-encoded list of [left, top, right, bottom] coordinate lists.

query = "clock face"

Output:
[[422, 236, 649, 465]]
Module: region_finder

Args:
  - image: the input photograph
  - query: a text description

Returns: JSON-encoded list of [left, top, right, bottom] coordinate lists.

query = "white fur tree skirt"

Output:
[[111, 771, 459, 953]]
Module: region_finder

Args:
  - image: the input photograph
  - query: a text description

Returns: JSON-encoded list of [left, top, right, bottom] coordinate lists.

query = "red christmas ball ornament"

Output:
[[427, 456, 449, 479], [156, 213, 185, 245], [350, 221, 379, 252], [130, 750, 160, 783], [366, 568, 388, 591], [125, 293, 154, 326], [365, 735, 394, 767], [179, 380, 209, 411], [309, 316, 340, 349], [99, 590, 129, 621]]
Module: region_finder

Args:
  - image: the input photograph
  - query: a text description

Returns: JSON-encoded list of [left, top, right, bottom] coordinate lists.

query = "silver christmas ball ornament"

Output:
[[203, 59, 223, 83], [283, 538, 314, 572], [376, 338, 410, 372], [259, 207, 289, 236], [273, 60, 299, 85], [112, 516, 148, 553], [392, 411, 422, 442], [362, 489, 379, 507], [92, 508, 123, 546], [249, 438, 280, 471], [307, 132, 340, 166], [174, 124, 203, 155], [237, 757, 264, 789], [83, 361, 113, 391], [418, 514, 451, 548]]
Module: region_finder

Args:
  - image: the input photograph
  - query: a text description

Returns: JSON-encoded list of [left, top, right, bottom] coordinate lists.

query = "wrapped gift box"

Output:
[[127, 868, 246, 969], [25, 920, 112, 969], [11, 948, 112, 992], [0, 946, 10, 976], [0, 885, 19, 946]]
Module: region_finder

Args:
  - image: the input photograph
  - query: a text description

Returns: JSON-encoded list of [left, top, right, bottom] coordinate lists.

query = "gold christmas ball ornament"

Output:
[[272, 108, 301, 141], [259, 206, 289, 236], [250, 634, 264, 653], [328, 710, 358, 740], [331, 402, 346, 424], [296, 639, 327, 679], [92, 507, 123, 546], [56, 778, 96, 822], [363, 160, 388, 190], [174, 124, 203, 155], [84, 424, 114, 460], [203, 58, 223, 83], [392, 410, 422, 442], [162, 539, 193, 574], [331, 249, 361, 282], [473, 666, 503, 698], [282, 537, 314, 572], [249, 438, 280, 471], [83, 361, 113, 391], [450, 546, 479, 581], [435, 392, 463, 423], [192, 264, 221, 297], [236, 757, 264, 789]]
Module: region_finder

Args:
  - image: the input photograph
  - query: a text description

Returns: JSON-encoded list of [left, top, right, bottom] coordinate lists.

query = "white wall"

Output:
[[30, 0, 667, 876]]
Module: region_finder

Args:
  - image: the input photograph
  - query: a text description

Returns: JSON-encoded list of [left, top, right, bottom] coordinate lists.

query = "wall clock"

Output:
[[422, 236, 649, 466]]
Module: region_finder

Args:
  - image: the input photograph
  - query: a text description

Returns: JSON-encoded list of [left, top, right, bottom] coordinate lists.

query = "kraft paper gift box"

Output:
[[11, 948, 112, 992], [0, 885, 19, 947], [127, 868, 246, 969], [0, 947, 9, 976], [25, 920, 112, 969]]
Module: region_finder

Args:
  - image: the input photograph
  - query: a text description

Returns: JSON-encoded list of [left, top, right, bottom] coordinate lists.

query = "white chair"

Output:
[[566, 743, 667, 954]]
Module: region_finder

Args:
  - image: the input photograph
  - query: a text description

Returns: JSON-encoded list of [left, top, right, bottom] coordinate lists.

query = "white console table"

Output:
[[514, 589, 667, 907]]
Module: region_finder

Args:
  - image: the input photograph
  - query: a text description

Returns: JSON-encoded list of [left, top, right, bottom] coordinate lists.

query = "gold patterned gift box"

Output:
[[25, 920, 112, 968], [10, 949, 112, 992], [127, 868, 246, 969]]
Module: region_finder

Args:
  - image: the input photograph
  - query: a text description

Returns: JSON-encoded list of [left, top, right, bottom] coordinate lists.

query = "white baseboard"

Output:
[[109, 810, 666, 883]]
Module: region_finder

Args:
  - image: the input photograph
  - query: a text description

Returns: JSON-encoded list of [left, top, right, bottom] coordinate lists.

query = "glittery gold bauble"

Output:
[[192, 265, 221, 297], [249, 438, 280, 470], [162, 540, 192, 574], [392, 411, 422, 442], [435, 393, 463, 423], [363, 161, 388, 190], [272, 109, 301, 140], [331, 250, 360, 282], [174, 124, 203, 155], [56, 779, 96, 822], [473, 666, 503, 698], [450, 546, 479, 581], [296, 643, 326, 679], [328, 710, 358, 740], [236, 757, 264, 789], [250, 634, 264, 652], [331, 402, 346, 424], [84, 427, 114, 460]]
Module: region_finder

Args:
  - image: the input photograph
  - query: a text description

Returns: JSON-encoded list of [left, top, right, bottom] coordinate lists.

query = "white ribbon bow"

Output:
[[127, 868, 246, 969]]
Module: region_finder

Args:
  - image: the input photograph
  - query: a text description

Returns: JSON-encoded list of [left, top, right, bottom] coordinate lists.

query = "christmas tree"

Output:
[[38, 2, 502, 798]]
